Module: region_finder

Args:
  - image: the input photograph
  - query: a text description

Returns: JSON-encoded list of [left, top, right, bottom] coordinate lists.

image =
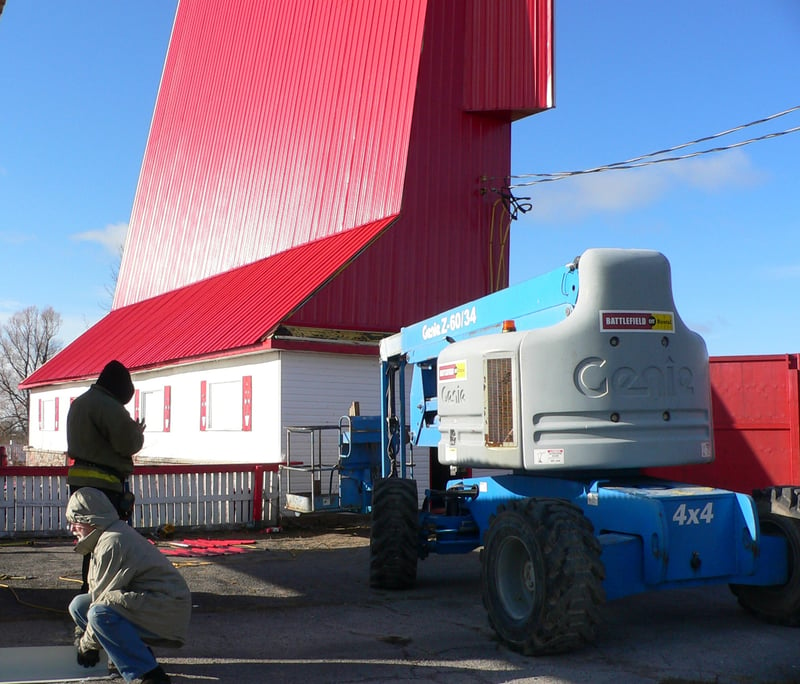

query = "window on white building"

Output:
[[41, 398, 58, 431], [141, 389, 164, 431], [207, 380, 242, 431]]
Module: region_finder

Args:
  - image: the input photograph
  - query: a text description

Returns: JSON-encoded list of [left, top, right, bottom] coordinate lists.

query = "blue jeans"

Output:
[[69, 593, 159, 682]]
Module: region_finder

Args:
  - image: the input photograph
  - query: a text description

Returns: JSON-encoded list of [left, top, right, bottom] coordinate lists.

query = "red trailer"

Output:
[[649, 354, 800, 492]]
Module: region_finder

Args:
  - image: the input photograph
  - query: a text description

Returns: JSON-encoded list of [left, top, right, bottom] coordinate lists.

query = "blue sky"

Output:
[[0, 2, 177, 343], [510, 2, 800, 356], [1, 2, 799, 356]]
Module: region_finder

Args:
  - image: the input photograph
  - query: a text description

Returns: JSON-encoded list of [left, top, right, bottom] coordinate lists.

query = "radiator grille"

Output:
[[485, 357, 515, 446]]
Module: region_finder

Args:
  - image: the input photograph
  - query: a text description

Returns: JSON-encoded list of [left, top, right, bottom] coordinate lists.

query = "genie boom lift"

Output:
[[361, 248, 800, 655]]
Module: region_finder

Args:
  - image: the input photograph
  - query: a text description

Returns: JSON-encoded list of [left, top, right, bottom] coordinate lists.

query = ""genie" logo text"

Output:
[[573, 357, 694, 398]]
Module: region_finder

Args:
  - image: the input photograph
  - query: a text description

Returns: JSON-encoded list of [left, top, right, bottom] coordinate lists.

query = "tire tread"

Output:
[[369, 478, 419, 590]]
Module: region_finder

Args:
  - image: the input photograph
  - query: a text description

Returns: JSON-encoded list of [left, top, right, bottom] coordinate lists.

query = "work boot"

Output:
[[140, 664, 171, 684]]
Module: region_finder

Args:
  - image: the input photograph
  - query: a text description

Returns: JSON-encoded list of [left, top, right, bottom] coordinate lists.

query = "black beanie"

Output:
[[96, 360, 135, 405]]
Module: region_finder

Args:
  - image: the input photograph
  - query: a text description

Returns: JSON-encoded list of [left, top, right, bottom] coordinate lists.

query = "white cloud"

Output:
[[0, 231, 34, 245], [665, 148, 764, 190], [72, 222, 128, 255], [528, 149, 763, 222], [762, 263, 800, 280]]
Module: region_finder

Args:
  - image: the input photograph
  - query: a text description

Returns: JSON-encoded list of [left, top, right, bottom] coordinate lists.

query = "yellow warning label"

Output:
[[600, 311, 675, 333], [439, 360, 467, 382]]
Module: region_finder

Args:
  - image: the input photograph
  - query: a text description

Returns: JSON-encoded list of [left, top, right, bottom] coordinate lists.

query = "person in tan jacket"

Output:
[[67, 487, 191, 684]]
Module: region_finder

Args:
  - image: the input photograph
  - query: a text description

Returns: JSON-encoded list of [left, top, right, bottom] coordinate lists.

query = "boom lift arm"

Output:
[[378, 255, 580, 479]]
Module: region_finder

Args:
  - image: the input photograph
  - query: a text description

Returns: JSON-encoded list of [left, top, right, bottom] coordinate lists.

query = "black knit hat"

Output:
[[96, 360, 135, 405]]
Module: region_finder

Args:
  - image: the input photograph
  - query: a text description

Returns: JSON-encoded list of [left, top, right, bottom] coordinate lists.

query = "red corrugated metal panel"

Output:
[[464, 0, 554, 118], [116, 0, 427, 307], [22, 217, 396, 389], [647, 355, 800, 490], [117, 1, 553, 322], [287, 0, 548, 331]]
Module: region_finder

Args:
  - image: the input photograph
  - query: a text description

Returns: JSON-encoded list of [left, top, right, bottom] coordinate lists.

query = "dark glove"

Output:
[[118, 490, 136, 521], [76, 647, 100, 668]]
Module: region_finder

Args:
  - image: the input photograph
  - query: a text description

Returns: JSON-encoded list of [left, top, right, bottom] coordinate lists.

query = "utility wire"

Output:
[[500, 105, 800, 190], [0, 581, 68, 615], [509, 125, 800, 188]]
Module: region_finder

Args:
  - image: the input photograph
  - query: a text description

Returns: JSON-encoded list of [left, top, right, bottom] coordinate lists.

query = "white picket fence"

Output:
[[0, 464, 280, 538]]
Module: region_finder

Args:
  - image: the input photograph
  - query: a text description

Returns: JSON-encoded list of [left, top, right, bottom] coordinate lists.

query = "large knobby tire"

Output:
[[481, 498, 606, 655], [730, 509, 800, 626], [370, 478, 419, 590]]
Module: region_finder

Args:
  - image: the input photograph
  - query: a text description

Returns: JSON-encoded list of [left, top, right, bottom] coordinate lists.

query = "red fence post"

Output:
[[253, 465, 264, 522]]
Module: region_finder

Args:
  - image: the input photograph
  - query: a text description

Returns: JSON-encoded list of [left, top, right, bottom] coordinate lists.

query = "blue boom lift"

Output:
[[301, 248, 800, 655]]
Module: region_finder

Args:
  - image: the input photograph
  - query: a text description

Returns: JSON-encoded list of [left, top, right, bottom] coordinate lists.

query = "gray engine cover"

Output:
[[437, 248, 713, 471]]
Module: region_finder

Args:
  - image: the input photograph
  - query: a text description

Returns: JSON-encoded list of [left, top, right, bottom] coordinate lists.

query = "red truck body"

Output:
[[648, 354, 800, 492]]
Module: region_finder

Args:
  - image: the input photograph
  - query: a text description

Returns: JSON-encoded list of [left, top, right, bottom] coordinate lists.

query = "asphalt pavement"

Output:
[[1, 518, 799, 684]]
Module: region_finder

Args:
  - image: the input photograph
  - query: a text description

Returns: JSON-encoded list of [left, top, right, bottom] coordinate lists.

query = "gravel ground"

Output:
[[1, 515, 799, 684]]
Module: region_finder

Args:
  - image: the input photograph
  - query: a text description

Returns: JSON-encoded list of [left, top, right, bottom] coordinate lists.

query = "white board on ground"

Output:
[[0, 646, 108, 683]]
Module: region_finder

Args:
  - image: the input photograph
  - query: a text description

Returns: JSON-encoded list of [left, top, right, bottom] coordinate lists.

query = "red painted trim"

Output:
[[54, 397, 60, 431], [786, 357, 800, 484], [242, 376, 252, 431], [164, 385, 172, 432], [134, 389, 140, 421], [252, 465, 264, 520], [0, 464, 279, 477]]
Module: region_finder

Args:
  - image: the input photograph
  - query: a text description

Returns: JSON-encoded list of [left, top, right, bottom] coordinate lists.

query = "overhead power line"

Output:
[[502, 105, 800, 190]]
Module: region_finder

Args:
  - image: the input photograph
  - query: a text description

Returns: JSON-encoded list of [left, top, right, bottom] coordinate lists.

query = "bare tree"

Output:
[[0, 306, 63, 442], [103, 244, 124, 311]]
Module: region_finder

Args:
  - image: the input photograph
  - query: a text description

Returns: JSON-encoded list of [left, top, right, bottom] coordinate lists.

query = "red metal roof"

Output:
[[21, 217, 396, 389], [115, 0, 428, 307], [27, 0, 554, 387]]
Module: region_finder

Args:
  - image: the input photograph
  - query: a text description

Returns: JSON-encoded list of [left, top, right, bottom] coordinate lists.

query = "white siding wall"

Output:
[[26, 350, 385, 468], [27, 384, 80, 452], [134, 354, 283, 463], [280, 351, 381, 438], [27, 354, 283, 463], [25, 350, 438, 497]]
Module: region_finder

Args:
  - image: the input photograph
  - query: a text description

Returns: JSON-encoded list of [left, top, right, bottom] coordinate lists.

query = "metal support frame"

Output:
[[281, 425, 342, 514]]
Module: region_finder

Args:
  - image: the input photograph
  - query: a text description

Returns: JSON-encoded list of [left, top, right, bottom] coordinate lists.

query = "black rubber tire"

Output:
[[730, 508, 800, 626], [369, 478, 419, 589], [481, 498, 606, 655]]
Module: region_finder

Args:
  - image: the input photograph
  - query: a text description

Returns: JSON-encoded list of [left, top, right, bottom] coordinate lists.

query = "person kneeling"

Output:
[[67, 487, 191, 684]]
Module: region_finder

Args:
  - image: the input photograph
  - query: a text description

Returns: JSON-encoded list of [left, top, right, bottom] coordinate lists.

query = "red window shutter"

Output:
[[242, 376, 252, 431], [200, 380, 207, 431], [54, 397, 60, 431], [134, 389, 140, 421], [164, 385, 171, 432], [38, 399, 43, 430]]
